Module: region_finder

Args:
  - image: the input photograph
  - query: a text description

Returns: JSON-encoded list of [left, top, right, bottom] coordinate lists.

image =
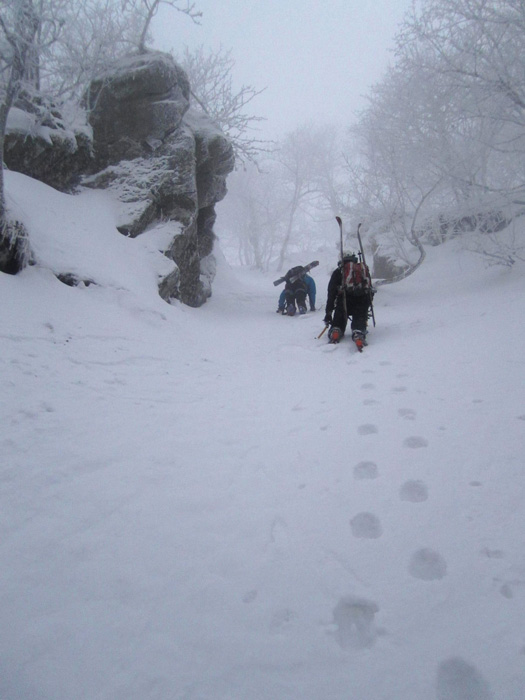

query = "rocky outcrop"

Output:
[[86, 53, 191, 170], [4, 89, 93, 192], [5, 52, 235, 307], [84, 51, 235, 307]]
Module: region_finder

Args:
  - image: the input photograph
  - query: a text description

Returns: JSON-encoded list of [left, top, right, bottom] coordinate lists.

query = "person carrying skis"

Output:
[[277, 265, 316, 316], [323, 250, 374, 350]]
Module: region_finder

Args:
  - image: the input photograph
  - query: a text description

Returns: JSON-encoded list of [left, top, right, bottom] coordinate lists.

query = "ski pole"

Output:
[[335, 216, 348, 321], [357, 222, 376, 327]]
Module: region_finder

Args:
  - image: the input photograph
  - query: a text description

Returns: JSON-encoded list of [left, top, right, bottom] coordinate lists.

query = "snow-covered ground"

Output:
[[1, 172, 525, 700]]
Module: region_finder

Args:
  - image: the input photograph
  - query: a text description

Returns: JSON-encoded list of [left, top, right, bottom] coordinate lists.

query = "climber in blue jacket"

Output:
[[276, 268, 316, 315]]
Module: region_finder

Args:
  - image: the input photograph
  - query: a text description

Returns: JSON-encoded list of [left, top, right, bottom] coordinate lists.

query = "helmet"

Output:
[[339, 250, 358, 264]]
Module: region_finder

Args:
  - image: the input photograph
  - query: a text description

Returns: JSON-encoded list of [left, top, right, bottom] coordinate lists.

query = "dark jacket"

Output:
[[278, 273, 316, 310], [325, 267, 344, 316], [325, 265, 373, 315]]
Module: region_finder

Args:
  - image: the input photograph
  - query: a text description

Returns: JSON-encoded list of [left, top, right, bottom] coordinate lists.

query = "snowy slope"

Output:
[[1, 172, 525, 700]]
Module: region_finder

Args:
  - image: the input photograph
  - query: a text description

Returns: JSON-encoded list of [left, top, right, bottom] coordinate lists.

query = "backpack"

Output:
[[342, 260, 370, 295], [286, 265, 305, 281]]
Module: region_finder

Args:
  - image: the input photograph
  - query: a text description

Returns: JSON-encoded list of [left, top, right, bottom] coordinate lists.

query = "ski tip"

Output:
[[335, 215, 342, 225]]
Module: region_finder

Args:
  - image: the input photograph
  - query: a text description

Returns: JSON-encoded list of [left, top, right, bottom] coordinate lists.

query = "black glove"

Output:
[[323, 313, 332, 326]]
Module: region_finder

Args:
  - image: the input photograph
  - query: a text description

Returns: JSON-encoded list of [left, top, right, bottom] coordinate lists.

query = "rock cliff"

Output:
[[5, 52, 235, 307]]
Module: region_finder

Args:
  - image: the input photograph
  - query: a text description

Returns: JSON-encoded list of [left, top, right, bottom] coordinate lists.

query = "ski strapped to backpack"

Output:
[[273, 260, 319, 286], [335, 218, 376, 327], [357, 222, 376, 327], [335, 217, 348, 321]]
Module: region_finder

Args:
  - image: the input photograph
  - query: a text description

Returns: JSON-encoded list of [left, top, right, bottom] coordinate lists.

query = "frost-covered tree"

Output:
[[340, 0, 525, 271], [218, 162, 285, 270], [0, 0, 63, 271], [217, 124, 348, 269], [178, 45, 267, 165], [39, 1, 142, 103], [398, 0, 525, 197], [125, 0, 202, 54]]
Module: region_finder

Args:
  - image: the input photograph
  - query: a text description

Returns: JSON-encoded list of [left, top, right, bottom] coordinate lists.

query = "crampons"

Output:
[[352, 330, 367, 352], [328, 327, 341, 344]]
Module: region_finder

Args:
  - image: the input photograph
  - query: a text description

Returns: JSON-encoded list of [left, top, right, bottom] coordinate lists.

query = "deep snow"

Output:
[[1, 172, 525, 700]]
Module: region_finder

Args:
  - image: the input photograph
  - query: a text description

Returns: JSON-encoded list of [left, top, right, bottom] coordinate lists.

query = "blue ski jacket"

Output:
[[278, 273, 316, 311]]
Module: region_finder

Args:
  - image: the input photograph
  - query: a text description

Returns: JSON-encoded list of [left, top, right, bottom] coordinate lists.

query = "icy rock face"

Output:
[[4, 89, 93, 192], [85, 52, 235, 307], [86, 52, 191, 168]]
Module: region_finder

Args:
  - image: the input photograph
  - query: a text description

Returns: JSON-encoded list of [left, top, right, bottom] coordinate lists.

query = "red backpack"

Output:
[[343, 260, 370, 295]]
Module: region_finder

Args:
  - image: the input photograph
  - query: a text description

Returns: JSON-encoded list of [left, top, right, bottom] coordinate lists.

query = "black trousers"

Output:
[[332, 293, 370, 334], [285, 280, 307, 309]]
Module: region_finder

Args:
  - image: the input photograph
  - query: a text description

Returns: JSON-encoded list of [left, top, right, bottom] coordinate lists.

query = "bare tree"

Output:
[[218, 161, 288, 270], [122, 0, 201, 54], [178, 45, 268, 165], [33, 1, 199, 104], [336, 0, 525, 274], [217, 124, 349, 270], [40, 0, 143, 103], [1, 1, 39, 216], [0, 0, 63, 270]]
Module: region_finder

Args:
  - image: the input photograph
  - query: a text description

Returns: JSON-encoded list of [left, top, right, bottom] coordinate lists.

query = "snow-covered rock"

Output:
[[4, 90, 92, 192], [86, 52, 191, 169], [4, 53, 235, 307], [84, 52, 235, 307]]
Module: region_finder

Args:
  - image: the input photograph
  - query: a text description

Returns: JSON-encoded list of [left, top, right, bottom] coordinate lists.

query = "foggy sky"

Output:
[[152, 0, 412, 138]]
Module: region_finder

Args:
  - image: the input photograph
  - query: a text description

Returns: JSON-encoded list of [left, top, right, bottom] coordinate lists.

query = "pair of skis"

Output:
[[273, 260, 319, 286]]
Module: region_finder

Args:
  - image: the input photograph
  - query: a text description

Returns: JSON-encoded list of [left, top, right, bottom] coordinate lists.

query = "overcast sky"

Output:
[[152, 0, 411, 139]]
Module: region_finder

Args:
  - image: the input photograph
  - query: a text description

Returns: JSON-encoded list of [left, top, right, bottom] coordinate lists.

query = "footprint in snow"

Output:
[[479, 548, 504, 559], [403, 436, 429, 448], [353, 461, 378, 480], [408, 548, 447, 580], [242, 590, 258, 603], [361, 382, 375, 390], [498, 579, 525, 599], [350, 512, 383, 539], [436, 657, 494, 700], [500, 584, 513, 599], [270, 608, 297, 633], [269, 516, 288, 545], [358, 424, 378, 435], [398, 408, 416, 420], [331, 596, 380, 650], [399, 480, 428, 502]]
